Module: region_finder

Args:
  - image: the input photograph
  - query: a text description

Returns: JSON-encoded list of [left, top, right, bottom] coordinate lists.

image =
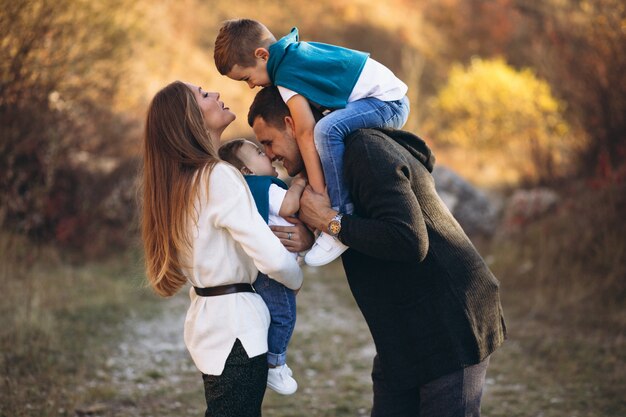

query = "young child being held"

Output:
[[218, 138, 305, 395], [214, 18, 410, 266]]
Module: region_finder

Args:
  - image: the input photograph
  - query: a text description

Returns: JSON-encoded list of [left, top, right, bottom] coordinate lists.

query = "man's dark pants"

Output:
[[371, 356, 490, 417]]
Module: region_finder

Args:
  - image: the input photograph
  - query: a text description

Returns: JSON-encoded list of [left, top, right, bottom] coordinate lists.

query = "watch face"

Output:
[[329, 220, 341, 236]]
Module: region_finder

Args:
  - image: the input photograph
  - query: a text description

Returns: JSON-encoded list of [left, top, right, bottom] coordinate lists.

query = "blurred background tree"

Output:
[[0, 0, 140, 254], [512, 0, 626, 179], [422, 0, 626, 181], [426, 58, 572, 186]]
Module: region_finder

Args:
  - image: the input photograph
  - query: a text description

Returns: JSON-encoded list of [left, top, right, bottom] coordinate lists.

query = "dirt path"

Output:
[[77, 292, 203, 416]]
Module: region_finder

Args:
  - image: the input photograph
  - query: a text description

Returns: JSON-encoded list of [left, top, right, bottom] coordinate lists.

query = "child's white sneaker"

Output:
[[284, 363, 293, 376], [267, 364, 298, 395], [304, 231, 348, 266]]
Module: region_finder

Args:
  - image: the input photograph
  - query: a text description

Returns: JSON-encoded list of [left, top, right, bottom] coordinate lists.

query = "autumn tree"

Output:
[[426, 58, 571, 186], [422, 0, 626, 180], [512, 0, 626, 179], [0, 0, 140, 251]]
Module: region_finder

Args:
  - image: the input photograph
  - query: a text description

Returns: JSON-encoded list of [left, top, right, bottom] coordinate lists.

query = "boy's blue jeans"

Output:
[[253, 272, 296, 367], [314, 96, 410, 214]]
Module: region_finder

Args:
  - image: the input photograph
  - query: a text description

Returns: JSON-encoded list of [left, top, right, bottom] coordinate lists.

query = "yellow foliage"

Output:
[[426, 58, 573, 186]]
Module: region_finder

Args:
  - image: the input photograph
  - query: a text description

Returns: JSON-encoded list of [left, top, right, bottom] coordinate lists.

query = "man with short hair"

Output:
[[250, 86, 506, 417]]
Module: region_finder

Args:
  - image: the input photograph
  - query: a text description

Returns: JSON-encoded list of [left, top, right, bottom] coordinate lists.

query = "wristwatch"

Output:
[[327, 213, 344, 237]]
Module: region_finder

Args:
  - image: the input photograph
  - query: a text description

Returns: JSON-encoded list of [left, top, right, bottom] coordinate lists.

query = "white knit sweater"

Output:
[[182, 163, 303, 375]]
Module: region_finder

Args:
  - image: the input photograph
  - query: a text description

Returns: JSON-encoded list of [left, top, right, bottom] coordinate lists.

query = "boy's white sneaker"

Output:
[[267, 364, 298, 395], [304, 231, 348, 267]]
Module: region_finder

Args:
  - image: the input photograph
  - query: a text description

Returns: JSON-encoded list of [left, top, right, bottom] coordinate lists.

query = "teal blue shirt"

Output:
[[244, 175, 288, 223], [267, 27, 369, 109]]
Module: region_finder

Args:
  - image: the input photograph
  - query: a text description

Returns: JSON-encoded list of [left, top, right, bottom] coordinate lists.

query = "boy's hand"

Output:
[[270, 216, 314, 252]]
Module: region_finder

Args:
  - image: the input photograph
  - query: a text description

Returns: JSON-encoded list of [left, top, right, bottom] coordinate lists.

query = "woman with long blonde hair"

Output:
[[141, 81, 305, 416]]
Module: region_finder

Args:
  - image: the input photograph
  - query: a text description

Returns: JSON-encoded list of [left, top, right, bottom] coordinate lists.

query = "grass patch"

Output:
[[0, 234, 158, 417]]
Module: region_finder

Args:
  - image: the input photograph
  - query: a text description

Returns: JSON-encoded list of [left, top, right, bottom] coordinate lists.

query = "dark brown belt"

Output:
[[194, 283, 255, 297]]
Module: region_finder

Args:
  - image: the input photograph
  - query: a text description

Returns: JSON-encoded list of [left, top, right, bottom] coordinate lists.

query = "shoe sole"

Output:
[[267, 381, 297, 395]]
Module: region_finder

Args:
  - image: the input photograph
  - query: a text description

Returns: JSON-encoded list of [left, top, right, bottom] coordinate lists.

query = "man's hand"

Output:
[[270, 216, 314, 252], [299, 186, 338, 232]]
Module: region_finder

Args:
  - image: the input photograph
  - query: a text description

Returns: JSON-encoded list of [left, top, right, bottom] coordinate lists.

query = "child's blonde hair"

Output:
[[214, 19, 276, 74]]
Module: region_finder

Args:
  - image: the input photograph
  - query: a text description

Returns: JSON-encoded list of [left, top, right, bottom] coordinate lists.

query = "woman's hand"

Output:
[[270, 216, 314, 252]]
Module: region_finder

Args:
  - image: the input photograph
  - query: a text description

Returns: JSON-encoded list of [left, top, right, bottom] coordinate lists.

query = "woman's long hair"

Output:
[[141, 81, 219, 297]]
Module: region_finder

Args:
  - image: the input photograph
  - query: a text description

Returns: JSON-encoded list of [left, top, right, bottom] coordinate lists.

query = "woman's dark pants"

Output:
[[202, 339, 268, 417]]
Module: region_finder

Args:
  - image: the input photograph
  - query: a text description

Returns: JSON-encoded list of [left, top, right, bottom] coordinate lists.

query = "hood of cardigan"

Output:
[[374, 128, 436, 173]]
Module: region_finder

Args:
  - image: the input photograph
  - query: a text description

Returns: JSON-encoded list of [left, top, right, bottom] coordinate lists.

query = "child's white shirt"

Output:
[[278, 57, 408, 105], [268, 183, 298, 259]]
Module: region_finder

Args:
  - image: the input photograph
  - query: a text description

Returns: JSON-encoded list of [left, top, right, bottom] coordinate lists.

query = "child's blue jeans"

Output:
[[253, 272, 297, 367], [314, 96, 410, 214]]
